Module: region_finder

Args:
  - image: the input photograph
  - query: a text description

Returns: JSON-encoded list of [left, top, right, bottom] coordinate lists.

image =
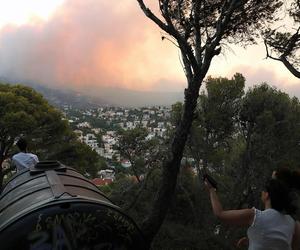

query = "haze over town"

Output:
[[0, 0, 298, 105]]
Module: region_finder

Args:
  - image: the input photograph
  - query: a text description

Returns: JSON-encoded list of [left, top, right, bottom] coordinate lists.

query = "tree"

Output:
[[137, 0, 282, 244], [188, 73, 245, 172], [53, 140, 102, 178], [117, 127, 161, 182], [234, 83, 300, 206], [0, 84, 69, 187], [264, 0, 300, 78], [0, 83, 101, 187]]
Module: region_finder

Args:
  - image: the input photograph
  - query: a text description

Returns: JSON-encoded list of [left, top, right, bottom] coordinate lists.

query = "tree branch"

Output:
[[282, 27, 300, 57], [264, 40, 282, 62], [264, 36, 300, 78], [124, 169, 154, 212], [177, 180, 198, 226], [137, 0, 199, 74], [279, 56, 300, 78], [137, 0, 169, 33]]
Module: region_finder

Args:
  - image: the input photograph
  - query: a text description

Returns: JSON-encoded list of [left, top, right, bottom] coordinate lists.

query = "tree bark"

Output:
[[0, 158, 4, 191], [280, 56, 300, 79], [141, 78, 204, 245]]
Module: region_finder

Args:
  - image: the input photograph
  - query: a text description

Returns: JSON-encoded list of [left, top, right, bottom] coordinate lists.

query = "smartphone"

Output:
[[203, 173, 218, 190]]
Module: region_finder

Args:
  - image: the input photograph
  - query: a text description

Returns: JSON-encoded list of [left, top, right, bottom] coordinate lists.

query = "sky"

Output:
[[0, 0, 298, 100]]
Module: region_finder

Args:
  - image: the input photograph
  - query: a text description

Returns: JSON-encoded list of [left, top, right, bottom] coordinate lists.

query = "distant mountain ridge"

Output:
[[83, 86, 183, 107], [32, 84, 109, 109], [0, 79, 106, 109], [0, 78, 183, 107]]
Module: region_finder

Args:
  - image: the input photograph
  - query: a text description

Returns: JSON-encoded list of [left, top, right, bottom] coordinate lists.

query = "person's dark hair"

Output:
[[275, 167, 300, 190], [266, 168, 300, 215], [16, 138, 27, 152], [265, 179, 292, 213]]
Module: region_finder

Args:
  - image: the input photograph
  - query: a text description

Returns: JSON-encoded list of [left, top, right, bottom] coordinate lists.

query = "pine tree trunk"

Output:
[[0, 158, 4, 191], [141, 79, 204, 245]]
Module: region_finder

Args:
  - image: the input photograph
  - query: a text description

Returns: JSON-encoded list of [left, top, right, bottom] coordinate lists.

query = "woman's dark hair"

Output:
[[266, 168, 300, 215], [275, 167, 300, 190]]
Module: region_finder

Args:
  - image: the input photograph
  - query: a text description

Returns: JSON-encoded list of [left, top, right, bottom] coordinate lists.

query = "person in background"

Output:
[[205, 169, 300, 250], [12, 138, 39, 172]]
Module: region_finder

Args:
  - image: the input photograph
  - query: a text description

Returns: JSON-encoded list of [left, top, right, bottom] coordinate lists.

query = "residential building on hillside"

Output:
[[77, 121, 91, 128], [98, 169, 115, 180], [121, 160, 132, 168]]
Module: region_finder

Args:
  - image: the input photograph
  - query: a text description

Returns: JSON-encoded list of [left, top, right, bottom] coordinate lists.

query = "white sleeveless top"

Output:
[[247, 208, 295, 250]]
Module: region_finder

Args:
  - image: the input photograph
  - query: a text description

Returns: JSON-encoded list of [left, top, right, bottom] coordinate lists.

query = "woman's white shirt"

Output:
[[247, 208, 295, 250]]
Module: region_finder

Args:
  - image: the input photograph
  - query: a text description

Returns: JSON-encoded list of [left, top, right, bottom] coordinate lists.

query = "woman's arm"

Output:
[[206, 181, 254, 226], [292, 221, 300, 250]]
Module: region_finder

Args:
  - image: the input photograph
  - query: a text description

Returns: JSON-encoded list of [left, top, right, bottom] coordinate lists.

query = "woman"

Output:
[[205, 170, 300, 250]]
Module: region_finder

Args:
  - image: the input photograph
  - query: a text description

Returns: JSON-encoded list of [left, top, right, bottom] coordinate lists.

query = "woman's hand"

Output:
[[204, 178, 216, 192]]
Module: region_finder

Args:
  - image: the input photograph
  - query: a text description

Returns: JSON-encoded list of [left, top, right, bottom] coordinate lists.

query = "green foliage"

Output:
[[118, 127, 148, 154], [0, 83, 101, 186], [117, 127, 161, 180], [170, 102, 183, 126], [0, 84, 68, 166], [201, 73, 244, 137], [240, 83, 300, 169], [187, 73, 245, 170], [53, 140, 101, 177], [0, 84, 58, 139], [97, 157, 109, 170], [234, 83, 300, 206], [98, 183, 113, 195], [110, 165, 229, 249]]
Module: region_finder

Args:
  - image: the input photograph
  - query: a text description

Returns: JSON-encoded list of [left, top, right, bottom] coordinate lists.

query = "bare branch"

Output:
[[138, 0, 199, 74], [280, 56, 300, 78], [264, 27, 300, 78], [124, 169, 155, 212], [264, 40, 282, 62], [137, 0, 169, 33]]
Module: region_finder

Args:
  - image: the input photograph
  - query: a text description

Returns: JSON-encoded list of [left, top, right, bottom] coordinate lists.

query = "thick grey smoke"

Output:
[[0, 0, 183, 93], [0, 0, 298, 104]]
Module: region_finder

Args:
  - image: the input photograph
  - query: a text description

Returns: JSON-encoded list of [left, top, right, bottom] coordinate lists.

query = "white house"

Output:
[[98, 169, 115, 180], [121, 160, 132, 168]]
